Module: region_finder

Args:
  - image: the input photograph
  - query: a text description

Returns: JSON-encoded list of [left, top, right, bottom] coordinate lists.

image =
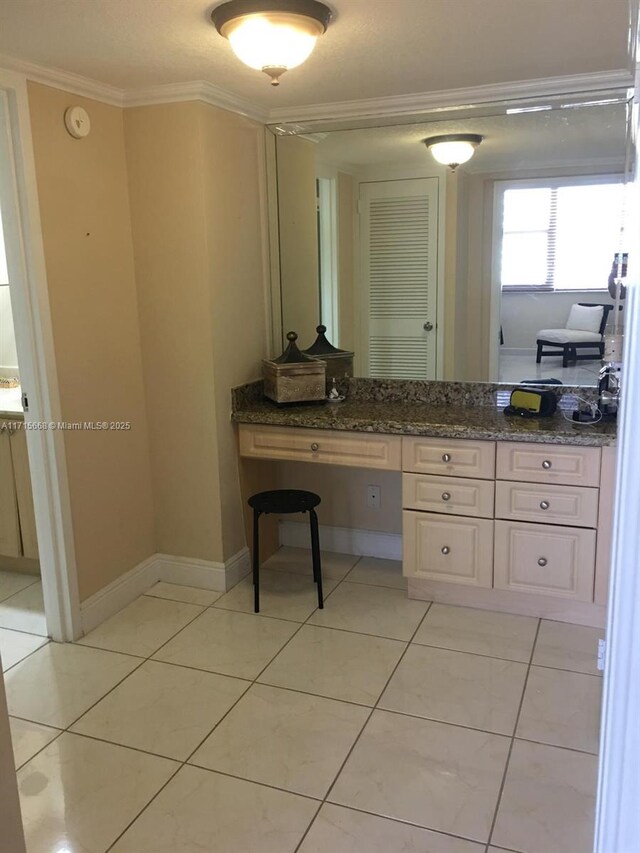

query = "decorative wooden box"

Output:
[[303, 325, 354, 380], [262, 332, 327, 405]]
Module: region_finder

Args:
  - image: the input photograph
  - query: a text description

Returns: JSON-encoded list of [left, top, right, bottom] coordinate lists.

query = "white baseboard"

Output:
[[155, 547, 250, 592], [80, 546, 251, 635], [279, 520, 402, 561], [80, 555, 160, 635]]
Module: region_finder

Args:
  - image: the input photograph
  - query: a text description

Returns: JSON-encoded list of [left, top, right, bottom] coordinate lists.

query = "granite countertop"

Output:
[[232, 380, 616, 447]]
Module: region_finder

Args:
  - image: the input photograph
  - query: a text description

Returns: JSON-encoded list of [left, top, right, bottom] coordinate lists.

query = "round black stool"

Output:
[[248, 489, 323, 614]]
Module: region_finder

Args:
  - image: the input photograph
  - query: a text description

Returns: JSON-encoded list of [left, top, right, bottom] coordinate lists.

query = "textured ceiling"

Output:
[[0, 0, 633, 109], [313, 103, 629, 172]]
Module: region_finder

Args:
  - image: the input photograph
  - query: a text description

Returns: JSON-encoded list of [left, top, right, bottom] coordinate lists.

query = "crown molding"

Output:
[[0, 51, 633, 127], [0, 52, 124, 106], [267, 69, 634, 125], [122, 80, 269, 122]]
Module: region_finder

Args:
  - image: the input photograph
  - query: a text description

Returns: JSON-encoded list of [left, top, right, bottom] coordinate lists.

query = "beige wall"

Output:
[[276, 136, 319, 341], [125, 102, 221, 561], [278, 462, 402, 534], [202, 105, 269, 560], [28, 82, 155, 600], [125, 101, 267, 564]]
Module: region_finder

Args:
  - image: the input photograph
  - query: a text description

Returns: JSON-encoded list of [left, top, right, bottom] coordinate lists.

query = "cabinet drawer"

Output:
[[238, 424, 401, 470], [403, 511, 493, 587], [494, 520, 595, 602], [495, 481, 599, 528], [403, 473, 494, 518], [402, 437, 495, 479], [496, 442, 601, 487]]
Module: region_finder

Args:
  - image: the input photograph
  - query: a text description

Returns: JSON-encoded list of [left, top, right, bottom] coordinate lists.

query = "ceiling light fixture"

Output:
[[211, 0, 332, 87], [423, 133, 484, 171]]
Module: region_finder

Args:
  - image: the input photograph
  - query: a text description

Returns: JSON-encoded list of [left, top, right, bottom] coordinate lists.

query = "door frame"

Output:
[[594, 62, 640, 851], [0, 69, 80, 641]]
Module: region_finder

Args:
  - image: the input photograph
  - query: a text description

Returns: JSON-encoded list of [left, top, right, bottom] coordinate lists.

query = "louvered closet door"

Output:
[[360, 178, 439, 379]]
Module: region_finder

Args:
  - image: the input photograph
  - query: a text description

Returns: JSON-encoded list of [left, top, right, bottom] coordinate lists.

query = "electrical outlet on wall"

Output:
[[367, 485, 381, 510]]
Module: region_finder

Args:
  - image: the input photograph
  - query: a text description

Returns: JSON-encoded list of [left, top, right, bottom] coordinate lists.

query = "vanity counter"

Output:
[[0, 386, 24, 417], [232, 396, 616, 447]]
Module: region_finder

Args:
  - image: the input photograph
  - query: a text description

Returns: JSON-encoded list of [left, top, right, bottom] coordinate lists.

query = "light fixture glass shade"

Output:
[[423, 134, 483, 170], [225, 13, 323, 71], [212, 1, 332, 85]]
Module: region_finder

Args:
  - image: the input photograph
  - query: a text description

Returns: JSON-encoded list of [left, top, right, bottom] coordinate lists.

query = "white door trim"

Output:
[[0, 70, 80, 641], [593, 63, 640, 849]]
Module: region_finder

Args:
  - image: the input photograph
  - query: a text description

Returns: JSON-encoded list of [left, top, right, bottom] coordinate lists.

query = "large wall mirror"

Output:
[[266, 90, 633, 387]]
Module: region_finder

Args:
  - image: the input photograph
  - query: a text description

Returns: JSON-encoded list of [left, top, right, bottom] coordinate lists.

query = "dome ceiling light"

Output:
[[423, 134, 484, 171], [211, 0, 333, 87]]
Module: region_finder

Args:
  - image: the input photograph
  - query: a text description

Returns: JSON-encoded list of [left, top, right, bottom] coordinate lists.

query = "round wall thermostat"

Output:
[[64, 106, 91, 139]]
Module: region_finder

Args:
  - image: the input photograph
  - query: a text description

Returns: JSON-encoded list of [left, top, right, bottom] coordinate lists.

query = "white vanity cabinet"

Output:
[[493, 442, 600, 602], [402, 438, 496, 588], [238, 423, 613, 625], [402, 437, 611, 619], [0, 419, 38, 560]]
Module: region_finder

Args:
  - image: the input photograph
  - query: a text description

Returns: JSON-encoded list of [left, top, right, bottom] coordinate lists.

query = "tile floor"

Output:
[[498, 353, 600, 386], [2, 548, 603, 853], [0, 570, 47, 639]]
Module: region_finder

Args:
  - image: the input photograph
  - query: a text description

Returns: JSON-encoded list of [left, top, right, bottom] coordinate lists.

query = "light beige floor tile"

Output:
[[308, 582, 428, 640], [145, 581, 223, 606], [492, 740, 597, 853], [110, 765, 318, 853], [9, 717, 60, 769], [299, 803, 485, 853], [379, 644, 527, 735], [0, 570, 38, 603], [533, 620, 604, 675], [345, 557, 407, 590], [192, 683, 368, 798], [214, 568, 337, 622], [264, 546, 358, 580], [0, 582, 47, 635], [258, 624, 405, 705], [18, 732, 178, 853], [72, 660, 249, 760], [78, 595, 204, 657], [153, 608, 299, 679], [516, 666, 602, 753], [5, 642, 140, 727], [413, 604, 538, 662], [330, 710, 510, 842], [0, 627, 48, 671]]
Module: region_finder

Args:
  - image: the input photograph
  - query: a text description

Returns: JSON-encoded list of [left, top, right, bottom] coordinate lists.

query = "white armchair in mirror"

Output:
[[536, 302, 613, 369]]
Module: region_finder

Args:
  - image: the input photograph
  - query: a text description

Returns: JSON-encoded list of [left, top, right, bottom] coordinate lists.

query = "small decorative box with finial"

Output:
[[262, 331, 327, 405], [303, 325, 354, 380]]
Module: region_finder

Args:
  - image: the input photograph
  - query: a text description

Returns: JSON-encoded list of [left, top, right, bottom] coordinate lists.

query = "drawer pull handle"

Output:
[[441, 546, 450, 555], [540, 500, 550, 510], [542, 459, 552, 469], [310, 442, 319, 452], [538, 557, 548, 567], [442, 453, 452, 463], [441, 492, 451, 501]]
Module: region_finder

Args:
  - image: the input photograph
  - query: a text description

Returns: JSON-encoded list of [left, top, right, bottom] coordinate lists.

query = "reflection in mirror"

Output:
[[269, 96, 631, 387], [0, 214, 19, 387]]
